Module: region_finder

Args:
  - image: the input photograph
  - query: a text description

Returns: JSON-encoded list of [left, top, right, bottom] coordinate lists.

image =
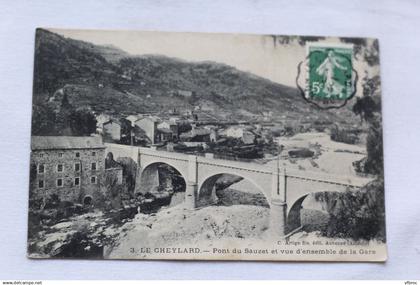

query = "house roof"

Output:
[[138, 116, 161, 123], [126, 114, 143, 122], [133, 125, 147, 135], [31, 136, 105, 150], [149, 116, 162, 122], [180, 128, 211, 138], [157, 127, 173, 134], [193, 128, 211, 136], [159, 120, 177, 126], [103, 119, 121, 126]]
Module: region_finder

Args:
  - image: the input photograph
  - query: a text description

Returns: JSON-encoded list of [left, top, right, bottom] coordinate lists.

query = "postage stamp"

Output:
[[308, 44, 353, 100], [297, 43, 356, 109]]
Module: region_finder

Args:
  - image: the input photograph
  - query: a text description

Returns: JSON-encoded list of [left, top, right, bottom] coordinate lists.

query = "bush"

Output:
[[288, 148, 314, 158], [314, 179, 385, 241], [330, 127, 359, 144]]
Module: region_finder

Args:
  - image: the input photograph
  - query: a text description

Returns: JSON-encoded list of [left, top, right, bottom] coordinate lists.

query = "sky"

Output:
[[49, 28, 375, 90]]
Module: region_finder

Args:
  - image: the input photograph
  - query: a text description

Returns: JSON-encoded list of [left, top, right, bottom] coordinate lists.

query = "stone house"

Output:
[[30, 136, 107, 207]]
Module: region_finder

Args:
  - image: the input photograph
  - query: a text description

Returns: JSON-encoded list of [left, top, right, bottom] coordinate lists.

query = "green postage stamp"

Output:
[[308, 44, 353, 100], [298, 43, 356, 108]]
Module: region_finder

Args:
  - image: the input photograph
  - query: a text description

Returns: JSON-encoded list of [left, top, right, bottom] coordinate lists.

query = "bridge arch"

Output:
[[286, 194, 309, 233], [197, 171, 270, 208], [139, 161, 187, 197], [286, 191, 337, 234]]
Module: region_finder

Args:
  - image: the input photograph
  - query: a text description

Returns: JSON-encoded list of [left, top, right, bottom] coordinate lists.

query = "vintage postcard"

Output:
[[27, 28, 386, 261]]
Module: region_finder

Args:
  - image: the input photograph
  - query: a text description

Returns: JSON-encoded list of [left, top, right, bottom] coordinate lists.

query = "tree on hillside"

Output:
[[32, 92, 97, 136], [69, 108, 97, 136], [353, 74, 383, 175], [55, 93, 74, 135], [120, 118, 133, 145], [31, 104, 57, 136], [353, 75, 381, 122]]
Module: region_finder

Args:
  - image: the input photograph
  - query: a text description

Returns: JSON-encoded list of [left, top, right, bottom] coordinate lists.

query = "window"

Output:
[[58, 153, 63, 158], [90, 176, 97, 184], [56, 178, 63, 187], [91, 162, 96, 171], [57, 164, 63, 173], [75, 163, 80, 172], [37, 164, 45, 174], [75, 152, 80, 158], [74, 177, 80, 186], [38, 180, 44, 189], [92, 151, 96, 156]]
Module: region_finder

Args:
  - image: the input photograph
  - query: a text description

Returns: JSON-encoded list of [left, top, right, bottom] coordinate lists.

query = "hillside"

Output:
[[33, 28, 356, 123]]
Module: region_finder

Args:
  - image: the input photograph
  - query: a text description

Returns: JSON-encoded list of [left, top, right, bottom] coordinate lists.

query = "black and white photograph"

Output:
[[3, 0, 420, 282], [27, 28, 386, 261]]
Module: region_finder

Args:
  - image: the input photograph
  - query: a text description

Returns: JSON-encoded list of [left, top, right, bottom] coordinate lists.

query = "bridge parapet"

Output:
[[138, 147, 189, 162], [105, 143, 140, 162], [285, 168, 372, 188], [197, 155, 272, 174]]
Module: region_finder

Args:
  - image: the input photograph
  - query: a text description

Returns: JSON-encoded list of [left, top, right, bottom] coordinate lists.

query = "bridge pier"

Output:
[[270, 165, 288, 237], [184, 155, 198, 209], [185, 182, 197, 209], [270, 199, 287, 237]]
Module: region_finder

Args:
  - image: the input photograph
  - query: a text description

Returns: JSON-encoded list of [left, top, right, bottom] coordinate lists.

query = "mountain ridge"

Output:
[[33, 28, 353, 124]]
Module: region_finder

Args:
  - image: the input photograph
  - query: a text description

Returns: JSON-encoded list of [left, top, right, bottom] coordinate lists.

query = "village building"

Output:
[[179, 125, 211, 142], [134, 116, 161, 144], [262, 111, 273, 122], [177, 90, 193, 97], [169, 116, 181, 124], [202, 126, 219, 142], [95, 114, 111, 129], [225, 126, 256, 144], [157, 120, 179, 141], [154, 128, 170, 142], [103, 120, 121, 142], [210, 129, 218, 142], [273, 136, 282, 146], [168, 108, 179, 115], [95, 113, 111, 134], [104, 152, 124, 186], [126, 114, 143, 127], [132, 125, 151, 145], [30, 136, 108, 206]]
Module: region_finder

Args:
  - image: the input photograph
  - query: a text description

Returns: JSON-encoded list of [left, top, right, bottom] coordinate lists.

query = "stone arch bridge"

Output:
[[105, 143, 371, 236]]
